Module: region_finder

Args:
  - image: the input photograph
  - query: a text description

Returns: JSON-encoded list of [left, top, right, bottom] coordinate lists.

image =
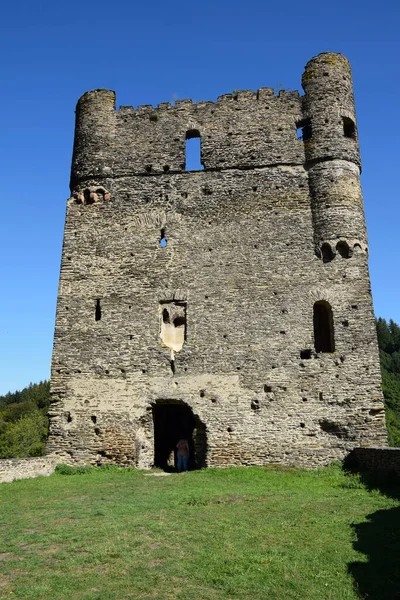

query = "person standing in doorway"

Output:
[[176, 439, 190, 472]]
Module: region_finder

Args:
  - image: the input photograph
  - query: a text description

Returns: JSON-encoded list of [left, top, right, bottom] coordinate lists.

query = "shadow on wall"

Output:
[[347, 470, 400, 599]]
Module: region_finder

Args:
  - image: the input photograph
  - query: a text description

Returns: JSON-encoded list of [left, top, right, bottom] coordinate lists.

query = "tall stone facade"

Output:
[[47, 52, 387, 469]]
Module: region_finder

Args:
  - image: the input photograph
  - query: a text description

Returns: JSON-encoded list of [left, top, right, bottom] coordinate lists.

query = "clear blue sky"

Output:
[[0, 0, 399, 395]]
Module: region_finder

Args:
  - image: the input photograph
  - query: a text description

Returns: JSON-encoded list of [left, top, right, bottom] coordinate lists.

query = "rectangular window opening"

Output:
[[296, 119, 312, 142], [342, 116, 356, 139], [95, 299, 102, 321], [313, 301, 335, 353], [185, 132, 204, 171]]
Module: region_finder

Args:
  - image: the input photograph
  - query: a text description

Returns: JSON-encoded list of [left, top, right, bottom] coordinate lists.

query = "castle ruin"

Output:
[[47, 52, 387, 469]]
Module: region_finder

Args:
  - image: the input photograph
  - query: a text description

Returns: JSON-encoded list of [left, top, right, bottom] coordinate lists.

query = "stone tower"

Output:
[[47, 52, 387, 469]]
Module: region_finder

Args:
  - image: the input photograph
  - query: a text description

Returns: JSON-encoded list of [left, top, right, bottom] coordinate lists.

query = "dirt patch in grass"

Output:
[[23, 529, 42, 535], [17, 543, 37, 551], [0, 552, 20, 562], [0, 576, 13, 591], [263, 464, 300, 473]]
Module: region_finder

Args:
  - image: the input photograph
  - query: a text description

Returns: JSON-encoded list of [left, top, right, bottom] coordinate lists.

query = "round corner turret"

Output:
[[76, 89, 116, 112], [303, 54, 367, 258], [301, 52, 360, 169], [71, 90, 117, 188], [308, 159, 368, 259]]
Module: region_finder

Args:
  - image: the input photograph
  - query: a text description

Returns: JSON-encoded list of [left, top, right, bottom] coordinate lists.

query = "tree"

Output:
[[0, 381, 50, 458], [376, 318, 400, 447]]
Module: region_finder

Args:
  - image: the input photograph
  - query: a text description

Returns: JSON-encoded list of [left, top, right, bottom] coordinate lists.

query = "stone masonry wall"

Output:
[[47, 53, 387, 469], [0, 457, 57, 484]]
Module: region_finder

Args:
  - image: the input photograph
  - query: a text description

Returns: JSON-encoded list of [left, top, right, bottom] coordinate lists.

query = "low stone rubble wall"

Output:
[[2, 448, 399, 484], [347, 447, 400, 479], [0, 456, 58, 483]]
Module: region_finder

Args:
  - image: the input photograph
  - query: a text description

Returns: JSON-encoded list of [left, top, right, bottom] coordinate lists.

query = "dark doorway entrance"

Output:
[[152, 401, 207, 471]]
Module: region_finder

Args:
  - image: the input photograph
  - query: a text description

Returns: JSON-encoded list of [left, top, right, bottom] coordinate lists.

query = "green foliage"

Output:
[[0, 380, 50, 410], [377, 317, 400, 446], [0, 411, 48, 458], [377, 317, 400, 355], [55, 464, 132, 475], [0, 381, 50, 459], [55, 464, 95, 475]]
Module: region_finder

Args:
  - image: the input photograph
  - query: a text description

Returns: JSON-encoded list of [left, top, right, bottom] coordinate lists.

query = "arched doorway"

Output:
[[152, 400, 207, 471]]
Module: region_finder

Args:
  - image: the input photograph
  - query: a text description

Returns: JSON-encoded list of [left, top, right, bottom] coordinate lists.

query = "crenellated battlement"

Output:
[[83, 87, 300, 116], [70, 52, 365, 262], [71, 54, 360, 189], [77, 88, 302, 118], [71, 86, 305, 185]]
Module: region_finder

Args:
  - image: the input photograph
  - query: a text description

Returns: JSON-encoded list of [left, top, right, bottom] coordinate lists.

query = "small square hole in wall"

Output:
[[159, 229, 167, 248]]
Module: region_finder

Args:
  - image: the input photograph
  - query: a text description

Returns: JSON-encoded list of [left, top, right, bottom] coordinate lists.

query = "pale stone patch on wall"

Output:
[[130, 210, 167, 229], [46, 365, 386, 470], [160, 302, 186, 358]]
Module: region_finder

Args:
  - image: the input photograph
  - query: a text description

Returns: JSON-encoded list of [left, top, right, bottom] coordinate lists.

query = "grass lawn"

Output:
[[0, 463, 399, 600]]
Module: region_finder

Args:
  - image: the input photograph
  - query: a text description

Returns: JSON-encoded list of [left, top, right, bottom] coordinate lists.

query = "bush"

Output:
[[0, 381, 50, 459], [55, 464, 95, 475], [0, 411, 48, 459], [377, 319, 400, 446]]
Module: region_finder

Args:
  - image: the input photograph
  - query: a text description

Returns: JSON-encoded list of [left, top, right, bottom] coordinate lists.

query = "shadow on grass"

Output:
[[349, 506, 400, 599], [345, 464, 400, 599]]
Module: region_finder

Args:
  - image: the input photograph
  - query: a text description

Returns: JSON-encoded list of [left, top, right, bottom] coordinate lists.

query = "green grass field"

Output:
[[0, 464, 399, 600]]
